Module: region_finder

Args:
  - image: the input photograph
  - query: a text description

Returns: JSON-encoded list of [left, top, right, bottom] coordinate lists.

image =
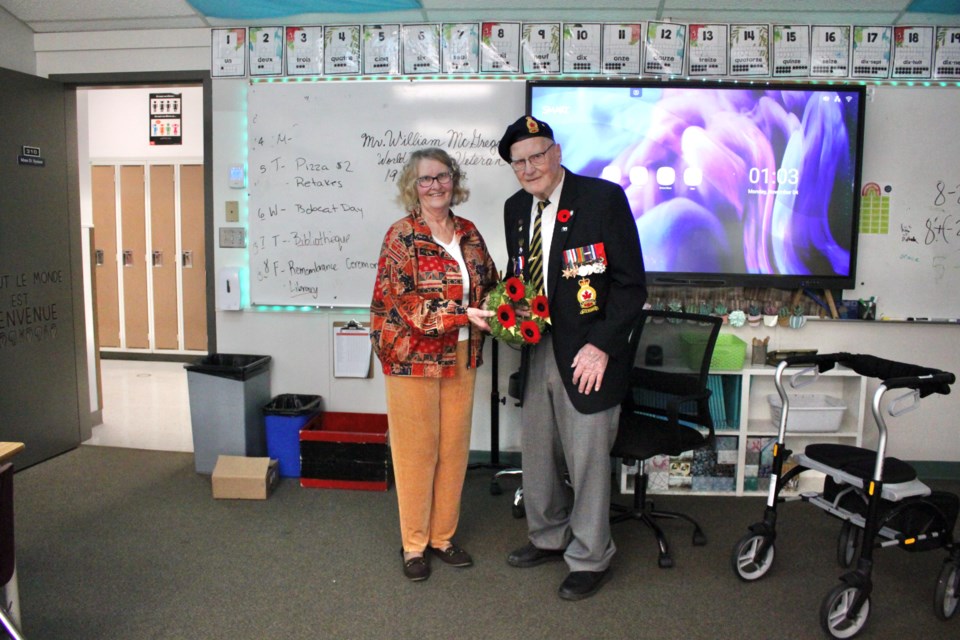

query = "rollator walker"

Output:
[[730, 352, 959, 639]]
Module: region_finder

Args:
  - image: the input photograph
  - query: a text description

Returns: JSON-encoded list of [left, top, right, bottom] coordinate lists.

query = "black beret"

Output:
[[497, 115, 554, 162]]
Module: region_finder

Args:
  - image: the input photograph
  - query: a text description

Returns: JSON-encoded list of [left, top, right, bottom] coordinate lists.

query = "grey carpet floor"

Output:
[[10, 445, 960, 639]]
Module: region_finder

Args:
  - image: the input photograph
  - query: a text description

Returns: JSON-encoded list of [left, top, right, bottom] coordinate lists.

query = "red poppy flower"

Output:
[[557, 209, 571, 223], [530, 295, 550, 319], [505, 277, 525, 302], [520, 321, 541, 344], [497, 304, 516, 329]]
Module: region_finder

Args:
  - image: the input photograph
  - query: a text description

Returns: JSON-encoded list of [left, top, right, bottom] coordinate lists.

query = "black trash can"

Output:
[[185, 354, 272, 474], [263, 394, 323, 477]]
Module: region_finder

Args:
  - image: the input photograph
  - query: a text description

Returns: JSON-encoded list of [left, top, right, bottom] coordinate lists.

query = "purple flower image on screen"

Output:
[[530, 83, 862, 285]]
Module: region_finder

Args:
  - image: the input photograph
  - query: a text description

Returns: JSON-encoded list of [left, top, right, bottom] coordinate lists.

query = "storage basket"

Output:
[[768, 393, 846, 432], [681, 333, 746, 370]]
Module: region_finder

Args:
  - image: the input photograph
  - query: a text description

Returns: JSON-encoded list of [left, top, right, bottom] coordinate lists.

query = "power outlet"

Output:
[[225, 200, 239, 222]]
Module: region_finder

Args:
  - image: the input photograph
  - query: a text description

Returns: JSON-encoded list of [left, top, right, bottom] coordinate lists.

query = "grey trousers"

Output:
[[521, 334, 620, 572]]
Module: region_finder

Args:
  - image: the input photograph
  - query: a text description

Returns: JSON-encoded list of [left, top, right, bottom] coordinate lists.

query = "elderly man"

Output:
[[497, 115, 647, 600]]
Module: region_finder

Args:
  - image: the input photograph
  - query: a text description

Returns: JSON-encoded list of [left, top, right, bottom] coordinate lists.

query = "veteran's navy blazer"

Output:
[[504, 169, 648, 414]]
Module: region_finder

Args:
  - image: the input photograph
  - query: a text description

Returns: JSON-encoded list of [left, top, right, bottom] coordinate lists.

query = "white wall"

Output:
[[0, 8, 36, 75], [32, 28, 960, 463]]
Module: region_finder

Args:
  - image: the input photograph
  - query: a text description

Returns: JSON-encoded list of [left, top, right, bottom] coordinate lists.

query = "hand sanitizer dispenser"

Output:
[[218, 267, 241, 310]]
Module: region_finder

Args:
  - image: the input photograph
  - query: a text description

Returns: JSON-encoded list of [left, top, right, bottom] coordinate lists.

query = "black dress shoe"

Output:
[[507, 542, 565, 568], [400, 549, 430, 582], [428, 544, 473, 567], [558, 569, 609, 601]]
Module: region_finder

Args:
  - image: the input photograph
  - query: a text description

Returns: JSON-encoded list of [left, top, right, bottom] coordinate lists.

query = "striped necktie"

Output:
[[528, 199, 549, 296]]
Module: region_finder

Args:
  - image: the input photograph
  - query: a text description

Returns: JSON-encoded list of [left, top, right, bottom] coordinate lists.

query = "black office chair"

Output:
[[611, 308, 723, 568]]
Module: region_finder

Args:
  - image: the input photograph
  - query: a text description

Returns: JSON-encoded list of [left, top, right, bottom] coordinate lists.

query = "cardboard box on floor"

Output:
[[212, 455, 278, 499]]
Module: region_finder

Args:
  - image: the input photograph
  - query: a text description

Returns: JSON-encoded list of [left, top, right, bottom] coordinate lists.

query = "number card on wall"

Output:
[[645, 22, 686, 75], [934, 26, 960, 79], [602, 24, 641, 75], [893, 26, 934, 79], [562, 23, 602, 74], [811, 25, 851, 77], [522, 23, 560, 74], [286, 26, 323, 76], [442, 23, 479, 73], [324, 25, 361, 75], [852, 26, 892, 78], [363, 25, 400, 75], [249, 27, 284, 77], [480, 22, 521, 73], [729, 24, 769, 76], [402, 24, 441, 74], [211, 28, 246, 78], [688, 24, 728, 76], [773, 25, 810, 77]]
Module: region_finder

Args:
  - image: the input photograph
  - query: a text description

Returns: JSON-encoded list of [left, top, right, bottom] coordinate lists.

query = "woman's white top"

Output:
[[434, 233, 470, 342]]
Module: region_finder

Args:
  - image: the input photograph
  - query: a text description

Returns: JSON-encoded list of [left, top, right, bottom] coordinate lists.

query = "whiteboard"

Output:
[[850, 85, 960, 320], [247, 80, 524, 306]]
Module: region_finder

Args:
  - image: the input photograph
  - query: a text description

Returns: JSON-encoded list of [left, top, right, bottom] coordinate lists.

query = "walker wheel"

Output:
[[820, 584, 870, 639], [731, 532, 775, 581], [934, 561, 960, 621], [837, 521, 861, 568]]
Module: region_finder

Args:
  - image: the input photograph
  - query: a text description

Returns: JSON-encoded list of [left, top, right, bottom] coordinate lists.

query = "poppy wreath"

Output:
[[486, 276, 550, 346]]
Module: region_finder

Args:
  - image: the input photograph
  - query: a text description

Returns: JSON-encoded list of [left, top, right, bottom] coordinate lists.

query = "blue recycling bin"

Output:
[[263, 394, 324, 477], [185, 354, 272, 474]]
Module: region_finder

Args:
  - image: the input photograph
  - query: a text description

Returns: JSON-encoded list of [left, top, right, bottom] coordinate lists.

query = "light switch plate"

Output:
[[225, 200, 239, 222], [219, 227, 246, 248]]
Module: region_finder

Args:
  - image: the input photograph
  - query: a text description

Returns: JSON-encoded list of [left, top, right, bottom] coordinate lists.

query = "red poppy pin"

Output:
[[557, 209, 572, 223]]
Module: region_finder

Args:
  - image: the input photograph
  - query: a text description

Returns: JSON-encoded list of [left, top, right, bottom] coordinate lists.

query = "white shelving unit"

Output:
[[619, 364, 868, 497]]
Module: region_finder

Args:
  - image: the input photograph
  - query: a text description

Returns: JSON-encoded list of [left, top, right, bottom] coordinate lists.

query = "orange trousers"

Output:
[[384, 341, 476, 554]]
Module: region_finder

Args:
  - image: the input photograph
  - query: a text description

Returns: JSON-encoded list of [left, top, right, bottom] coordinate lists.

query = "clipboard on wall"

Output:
[[333, 320, 373, 378]]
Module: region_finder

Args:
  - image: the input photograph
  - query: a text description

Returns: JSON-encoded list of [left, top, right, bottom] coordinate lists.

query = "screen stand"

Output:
[[792, 289, 839, 319]]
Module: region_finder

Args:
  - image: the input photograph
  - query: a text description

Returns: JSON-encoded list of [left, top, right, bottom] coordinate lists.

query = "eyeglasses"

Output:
[[416, 172, 454, 188], [510, 142, 555, 172]]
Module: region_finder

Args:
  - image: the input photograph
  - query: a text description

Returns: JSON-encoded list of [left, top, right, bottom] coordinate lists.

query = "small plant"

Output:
[[777, 305, 791, 327]]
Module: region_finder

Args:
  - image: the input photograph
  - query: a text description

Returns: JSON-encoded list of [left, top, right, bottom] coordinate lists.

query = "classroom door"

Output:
[[0, 68, 84, 468]]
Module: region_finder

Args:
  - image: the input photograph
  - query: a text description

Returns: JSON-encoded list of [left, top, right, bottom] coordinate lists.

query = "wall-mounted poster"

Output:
[[688, 23, 728, 76], [729, 24, 769, 76], [644, 22, 686, 75], [562, 23, 602, 74], [522, 23, 561, 74], [480, 22, 521, 73], [602, 23, 642, 75], [211, 28, 246, 77], [286, 26, 323, 76], [363, 25, 401, 75], [249, 26, 284, 76], [442, 23, 480, 73], [402, 23, 441, 74], [773, 25, 810, 77], [324, 25, 361, 75], [149, 92, 181, 145]]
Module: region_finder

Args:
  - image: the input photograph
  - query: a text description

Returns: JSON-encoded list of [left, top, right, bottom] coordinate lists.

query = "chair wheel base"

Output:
[[658, 555, 674, 569], [693, 530, 707, 546], [489, 481, 502, 496]]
